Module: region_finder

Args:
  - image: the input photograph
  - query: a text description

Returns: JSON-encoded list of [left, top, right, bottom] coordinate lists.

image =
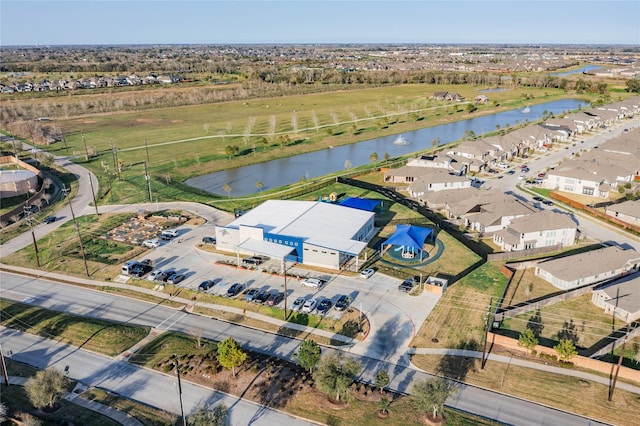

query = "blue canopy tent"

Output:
[[339, 197, 382, 212], [383, 224, 433, 261]]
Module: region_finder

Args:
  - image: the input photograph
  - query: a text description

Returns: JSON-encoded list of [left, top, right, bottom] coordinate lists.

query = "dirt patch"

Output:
[[135, 118, 162, 123], [170, 120, 184, 123]]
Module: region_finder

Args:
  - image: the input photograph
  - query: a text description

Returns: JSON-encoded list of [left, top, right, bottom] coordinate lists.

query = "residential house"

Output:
[[605, 200, 640, 226], [464, 196, 537, 234], [493, 210, 577, 251], [406, 154, 455, 171], [474, 94, 489, 103], [407, 169, 471, 197], [591, 272, 640, 323], [384, 166, 433, 184], [536, 246, 640, 290]]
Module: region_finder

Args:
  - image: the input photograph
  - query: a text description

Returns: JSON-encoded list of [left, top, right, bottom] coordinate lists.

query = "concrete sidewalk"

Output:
[[7, 376, 143, 426]]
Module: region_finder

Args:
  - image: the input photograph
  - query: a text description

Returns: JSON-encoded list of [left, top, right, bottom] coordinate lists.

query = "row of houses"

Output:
[[0, 73, 182, 93], [543, 129, 640, 199], [533, 245, 640, 323], [407, 97, 640, 175]]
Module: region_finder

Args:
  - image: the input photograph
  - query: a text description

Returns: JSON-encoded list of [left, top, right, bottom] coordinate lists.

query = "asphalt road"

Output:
[[0, 327, 317, 426], [0, 272, 610, 426]]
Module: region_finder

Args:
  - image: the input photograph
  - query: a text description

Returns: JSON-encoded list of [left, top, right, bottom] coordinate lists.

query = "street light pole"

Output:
[[23, 205, 41, 267], [173, 354, 187, 426], [481, 296, 493, 370], [88, 174, 99, 216], [282, 258, 288, 320]]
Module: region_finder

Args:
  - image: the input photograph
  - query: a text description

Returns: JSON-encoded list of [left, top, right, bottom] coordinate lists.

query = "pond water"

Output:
[[549, 65, 605, 76], [478, 87, 509, 93], [186, 98, 587, 196]]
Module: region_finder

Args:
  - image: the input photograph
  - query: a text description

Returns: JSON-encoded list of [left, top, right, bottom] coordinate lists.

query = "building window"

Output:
[[582, 187, 594, 196]]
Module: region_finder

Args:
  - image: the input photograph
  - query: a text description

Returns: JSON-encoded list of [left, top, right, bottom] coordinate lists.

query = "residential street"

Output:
[[0, 271, 614, 426]]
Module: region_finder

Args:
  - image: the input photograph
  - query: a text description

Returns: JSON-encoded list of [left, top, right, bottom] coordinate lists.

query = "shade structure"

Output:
[[383, 224, 433, 261], [339, 197, 381, 212]]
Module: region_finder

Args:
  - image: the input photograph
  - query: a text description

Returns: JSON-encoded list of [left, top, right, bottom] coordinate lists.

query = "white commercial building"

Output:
[[215, 200, 376, 270]]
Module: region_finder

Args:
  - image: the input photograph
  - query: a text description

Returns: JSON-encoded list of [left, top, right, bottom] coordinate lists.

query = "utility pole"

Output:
[[63, 184, 90, 277], [82, 132, 89, 161], [88, 174, 99, 216], [282, 258, 288, 320], [110, 140, 120, 180], [173, 354, 187, 426], [23, 205, 41, 267], [608, 326, 630, 401], [481, 296, 493, 370], [0, 342, 9, 386], [143, 161, 153, 202]]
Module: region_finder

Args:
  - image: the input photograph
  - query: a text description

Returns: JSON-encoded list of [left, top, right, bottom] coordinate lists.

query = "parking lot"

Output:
[[120, 222, 440, 356]]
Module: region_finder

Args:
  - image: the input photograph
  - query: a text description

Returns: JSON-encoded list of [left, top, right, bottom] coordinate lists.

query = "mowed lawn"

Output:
[[411, 262, 508, 349]]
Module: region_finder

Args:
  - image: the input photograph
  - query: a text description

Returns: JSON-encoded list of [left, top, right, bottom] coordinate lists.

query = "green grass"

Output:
[[0, 299, 150, 356], [31, 84, 576, 206], [1, 383, 121, 426], [128, 331, 217, 369]]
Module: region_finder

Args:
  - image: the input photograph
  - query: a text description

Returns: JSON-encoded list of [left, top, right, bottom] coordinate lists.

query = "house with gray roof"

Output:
[[407, 169, 471, 196], [384, 166, 433, 184], [591, 272, 640, 323], [465, 196, 538, 234], [493, 210, 577, 252], [535, 246, 640, 290], [605, 200, 640, 226]]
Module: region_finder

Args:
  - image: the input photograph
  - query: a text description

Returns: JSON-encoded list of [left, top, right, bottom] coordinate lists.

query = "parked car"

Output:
[[266, 291, 284, 306], [301, 299, 317, 313], [130, 264, 153, 277], [243, 288, 260, 302], [167, 273, 186, 285], [202, 236, 216, 245], [147, 269, 165, 281], [537, 172, 547, 178], [301, 278, 325, 289], [198, 280, 215, 291], [507, 169, 515, 175], [360, 268, 375, 279], [543, 200, 554, 206], [399, 279, 417, 293], [162, 271, 177, 282], [335, 295, 351, 311], [253, 290, 270, 304], [43, 216, 57, 224], [291, 296, 306, 312], [142, 238, 160, 248], [161, 229, 179, 238], [243, 256, 267, 266], [533, 196, 543, 202], [316, 298, 332, 314], [226, 283, 245, 298]]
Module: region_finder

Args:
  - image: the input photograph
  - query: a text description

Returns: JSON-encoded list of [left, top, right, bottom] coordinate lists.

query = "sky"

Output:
[[1, 0, 639, 46]]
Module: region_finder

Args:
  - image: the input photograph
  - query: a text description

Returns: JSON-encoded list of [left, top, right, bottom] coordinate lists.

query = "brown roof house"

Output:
[[605, 200, 640, 226], [591, 272, 640, 323], [493, 210, 577, 252], [535, 246, 640, 290]]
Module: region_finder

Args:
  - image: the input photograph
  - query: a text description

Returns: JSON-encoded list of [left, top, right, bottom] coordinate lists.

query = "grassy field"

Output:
[[0, 299, 150, 356], [411, 354, 640, 426], [19, 84, 578, 207], [499, 293, 616, 350], [411, 262, 508, 349]]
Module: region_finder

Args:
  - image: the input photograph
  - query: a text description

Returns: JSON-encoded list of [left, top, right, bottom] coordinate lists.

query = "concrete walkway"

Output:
[[7, 376, 143, 426]]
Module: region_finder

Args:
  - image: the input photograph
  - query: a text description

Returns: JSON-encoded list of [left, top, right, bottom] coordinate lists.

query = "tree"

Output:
[[518, 327, 538, 354], [431, 137, 440, 148], [412, 377, 457, 420], [295, 339, 321, 373], [39, 152, 55, 168], [187, 403, 229, 426], [554, 338, 578, 363], [223, 183, 232, 198], [313, 353, 361, 401], [216, 337, 247, 377], [24, 367, 69, 410], [224, 145, 237, 159], [255, 181, 264, 192], [369, 152, 379, 163], [374, 369, 390, 393], [377, 396, 391, 414], [344, 159, 352, 169]]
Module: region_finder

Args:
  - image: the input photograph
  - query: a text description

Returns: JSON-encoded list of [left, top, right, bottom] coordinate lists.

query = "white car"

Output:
[[300, 278, 325, 289], [147, 269, 164, 281], [360, 268, 375, 279], [161, 229, 179, 238], [143, 238, 160, 248], [301, 299, 317, 313]]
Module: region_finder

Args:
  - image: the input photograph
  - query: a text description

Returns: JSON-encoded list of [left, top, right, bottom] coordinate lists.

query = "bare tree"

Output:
[[311, 110, 319, 132], [268, 115, 277, 142], [291, 112, 298, 135]]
